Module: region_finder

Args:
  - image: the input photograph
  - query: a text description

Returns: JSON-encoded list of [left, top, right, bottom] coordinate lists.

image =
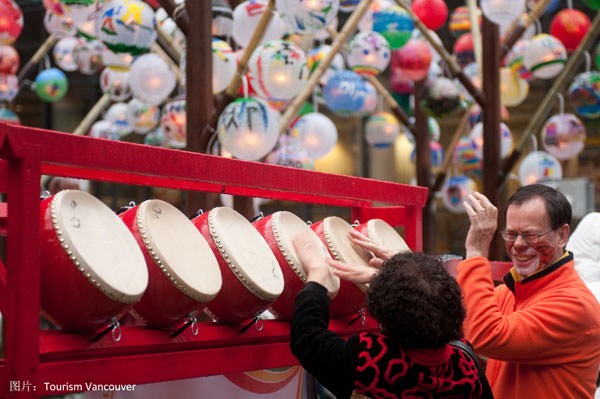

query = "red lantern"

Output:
[[0, 0, 23, 45], [411, 0, 448, 30], [550, 9, 590, 52], [0, 44, 18, 74], [391, 38, 432, 82], [453, 33, 475, 68]]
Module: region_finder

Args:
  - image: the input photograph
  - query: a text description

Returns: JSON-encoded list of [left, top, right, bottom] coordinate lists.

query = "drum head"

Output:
[[323, 216, 372, 266], [367, 219, 410, 254], [137, 199, 222, 302], [210, 207, 284, 300], [51, 190, 148, 303], [272, 211, 340, 295]]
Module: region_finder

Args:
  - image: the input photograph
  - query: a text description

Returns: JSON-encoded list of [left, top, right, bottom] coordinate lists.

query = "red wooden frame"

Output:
[[0, 123, 428, 398]]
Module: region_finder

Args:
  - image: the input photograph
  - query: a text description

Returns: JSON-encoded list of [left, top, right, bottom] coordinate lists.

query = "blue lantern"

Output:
[[323, 70, 369, 117]]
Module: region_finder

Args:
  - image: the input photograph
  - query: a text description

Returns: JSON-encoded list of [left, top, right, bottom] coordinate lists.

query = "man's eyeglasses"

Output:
[[500, 229, 555, 244]]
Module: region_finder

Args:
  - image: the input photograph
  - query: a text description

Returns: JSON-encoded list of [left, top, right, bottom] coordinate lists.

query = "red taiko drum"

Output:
[[253, 211, 340, 320], [191, 207, 284, 324], [40, 190, 148, 333], [119, 199, 222, 328], [311, 216, 372, 318], [354, 218, 410, 255]]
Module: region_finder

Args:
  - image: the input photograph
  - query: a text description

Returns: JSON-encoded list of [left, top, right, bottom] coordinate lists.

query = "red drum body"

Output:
[[253, 211, 339, 321], [40, 190, 148, 333], [191, 207, 284, 324], [311, 217, 372, 318], [119, 200, 222, 328], [355, 218, 410, 255]]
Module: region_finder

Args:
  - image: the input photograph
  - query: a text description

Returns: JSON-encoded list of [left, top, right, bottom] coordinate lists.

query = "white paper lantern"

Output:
[[442, 175, 478, 213], [291, 112, 338, 159], [102, 46, 134, 68], [523, 34, 566, 80], [104, 102, 132, 137], [217, 97, 279, 161], [212, 0, 233, 37], [470, 122, 513, 159], [314, 16, 338, 41], [541, 113, 586, 160], [212, 38, 236, 94], [53, 37, 80, 72], [96, 0, 157, 55], [356, 80, 377, 117], [160, 97, 186, 149], [129, 53, 176, 106], [306, 45, 345, 87], [231, 0, 286, 49], [265, 134, 314, 169], [518, 150, 562, 188], [126, 97, 160, 134], [100, 66, 131, 101], [276, 0, 339, 34], [340, 0, 360, 11], [346, 31, 391, 76], [88, 120, 120, 141], [247, 40, 309, 102], [500, 66, 529, 107], [480, 0, 525, 31], [44, 9, 76, 38], [365, 112, 400, 147], [0, 73, 17, 101], [358, 0, 394, 32], [74, 39, 104, 75]]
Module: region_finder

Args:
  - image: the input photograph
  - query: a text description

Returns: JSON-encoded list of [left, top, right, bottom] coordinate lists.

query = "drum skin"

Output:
[[192, 211, 272, 324], [354, 219, 410, 255], [40, 196, 136, 333], [311, 220, 366, 319]]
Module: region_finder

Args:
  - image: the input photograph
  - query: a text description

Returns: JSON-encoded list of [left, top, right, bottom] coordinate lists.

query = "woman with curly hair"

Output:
[[290, 230, 484, 399]]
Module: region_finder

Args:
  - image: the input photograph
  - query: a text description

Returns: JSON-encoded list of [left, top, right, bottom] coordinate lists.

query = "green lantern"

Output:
[[34, 68, 68, 103]]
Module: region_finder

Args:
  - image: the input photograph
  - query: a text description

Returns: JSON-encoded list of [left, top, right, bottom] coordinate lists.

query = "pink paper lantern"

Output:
[[411, 0, 448, 30], [0, 44, 18, 74], [453, 33, 475, 68], [0, 0, 23, 45], [391, 39, 432, 82], [550, 9, 590, 52]]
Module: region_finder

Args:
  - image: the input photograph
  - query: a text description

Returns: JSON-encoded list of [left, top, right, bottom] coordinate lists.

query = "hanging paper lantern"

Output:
[[410, 141, 444, 169], [504, 40, 533, 81], [306, 45, 345, 87], [0, 107, 19, 124], [212, 38, 236, 94], [442, 175, 478, 213], [276, 0, 339, 34], [105, 102, 132, 137], [100, 66, 131, 101], [74, 39, 104, 75], [468, 103, 510, 127], [411, 0, 448, 30], [372, 6, 414, 50], [76, 8, 99, 41], [102, 46, 135, 68], [291, 112, 338, 159], [500, 67, 529, 107], [313, 16, 338, 41], [247, 40, 309, 102], [523, 34, 567, 80], [34, 68, 68, 103], [231, 0, 286, 49], [52, 37, 79, 72], [518, 151, 562, 188], [470, 122, 513, 160], [420, 77, 462, 118], [356, 80, 377, 118], [217, 97, 279, 161], [568, 71, 600, 119], [340, 0, 360, 12], [455, 63, 481, 105], [391, 38, 432, 82], [453, 33, 475, 68], [449, 6, 481, 38], [480, 0, 524, 32], [160, 96, 186, 149], [96, 0, 157, 55], [0, 0, 23, 45], [526, 0, 560, 15], [88, 120, 120, 141], [44, 9, 76, 38], [346, 31, 391, 76], [265, 134, 314, 170], [212, 0, 233, 37], [155, 16, 185, 52], [365, 112, 400, 148], [454, 137, 481, 175], [323, 70, 369, 117], [144, 127, 168, 147], [358, 0, 393, 32], [0, 73, 17, 101], [129, 53, 176, 106], [550, 9, 590, 52], [405, 117, 441, 144], [0, 45, 18, 74], [541, 113, 586, 160], [126, 97, 160, 134], [582, 0, 600, 10]]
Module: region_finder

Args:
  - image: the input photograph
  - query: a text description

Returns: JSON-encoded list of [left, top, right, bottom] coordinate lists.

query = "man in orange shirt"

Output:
[[459, 184, 600, 398]]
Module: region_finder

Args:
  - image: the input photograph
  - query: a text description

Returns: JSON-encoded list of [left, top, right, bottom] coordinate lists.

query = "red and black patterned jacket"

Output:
[[290, 282, 483, 399]]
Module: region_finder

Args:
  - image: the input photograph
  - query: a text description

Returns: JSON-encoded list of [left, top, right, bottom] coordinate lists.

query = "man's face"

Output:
[[505, 197, 569, 278]]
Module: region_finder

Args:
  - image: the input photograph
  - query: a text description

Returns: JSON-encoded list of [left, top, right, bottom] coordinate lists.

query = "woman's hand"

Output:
[[292, 230, 331, 285], [326, 257, 378, 284], [349, 229, 395, 263]]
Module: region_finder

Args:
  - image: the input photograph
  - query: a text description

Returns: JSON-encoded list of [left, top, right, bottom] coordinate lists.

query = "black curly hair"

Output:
[[365, 252, 466, 349]]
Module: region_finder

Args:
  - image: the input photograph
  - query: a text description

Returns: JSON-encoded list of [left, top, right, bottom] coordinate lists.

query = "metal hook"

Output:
[[111, 319, 122, 342], [305, 220, 313, 226], [556, 93, 564, 115], [250, 211, 264, 223], [583, 51, 592, 73], [255, 315, 264, 331], [346, 308, 367, 326], [351, 220, 360, 227], [190, 208, 204, 219]]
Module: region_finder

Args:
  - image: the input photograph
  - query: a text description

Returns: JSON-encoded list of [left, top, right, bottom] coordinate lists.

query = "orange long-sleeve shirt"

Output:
[[457, 253, 600, 399]]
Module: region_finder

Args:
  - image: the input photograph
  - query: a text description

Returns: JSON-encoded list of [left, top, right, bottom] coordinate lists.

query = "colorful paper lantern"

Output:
[[568, 71, 600, 119], [480, 0, 525, 31], [265, 134, 314, 170], [52, 37, 79, 72], [420, 77, 462, 118], [212, 0, 233, 37], [340, 0, 360, 11], [306, 45, 345, 87], [74, 39, 104, 75], [276, 0, 339, 34], [100, 66, 131, 101], [405, 117, 441, 144], [391, 38, 432, 82], [212, 38, 236, 94], [468, 103, 509, 127], [291, 112, 338, 159], [247, 40, 309, 102], [0, 73, 17, 101], [346, 31, 390, 76], [500, 67, 529, 107], [0, 45, 18, 74], [323, 70, 369, 117], [356, 80, 377, 118], [102, 46, 134, 68], [454, 137, 481, 175], [160, 97, 186, 149], [365, 112, 400, 148], [126, 97, 160, 134], [442, 175, 478, 213], [105, 102, 132, 137], [373, 6, 414, 50], [0, 107, 19, 124], [504, 40, 533, 81], [44, 9, 75, 38], [129, 53, 176, 106], [217, 97, 279, 161], [0, 0, 23, 45], [550, 9, 590, 52], [518, 151, 562, 188], [88, 120, 120, 141], [143, 127, 167, 147], [541, 113, 586, 160], [449, 6, 480, 38], [34, 68, 68, 103], [410, 141, 444, 169], [453, 33, 475, 68], [231, 0, 286, 49], [470, 122, 513, 159], [411, 0, 448, 30], [523, 34, 566, 80], [357, 0, 393, 32], [96, 0, 157, 55]]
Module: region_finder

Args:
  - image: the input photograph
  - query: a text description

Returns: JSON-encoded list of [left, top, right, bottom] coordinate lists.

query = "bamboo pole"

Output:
[[16, 34, 57, 82], [466, 0, 483, 78], [498, 11, 600, 186], [278, 0, 374, 134], [501, 0, 551, 59], [156, 22, 183, 61], [151, 42, 184, 83], [72, 92, 112, 136], [156, 0, 190, 35]]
